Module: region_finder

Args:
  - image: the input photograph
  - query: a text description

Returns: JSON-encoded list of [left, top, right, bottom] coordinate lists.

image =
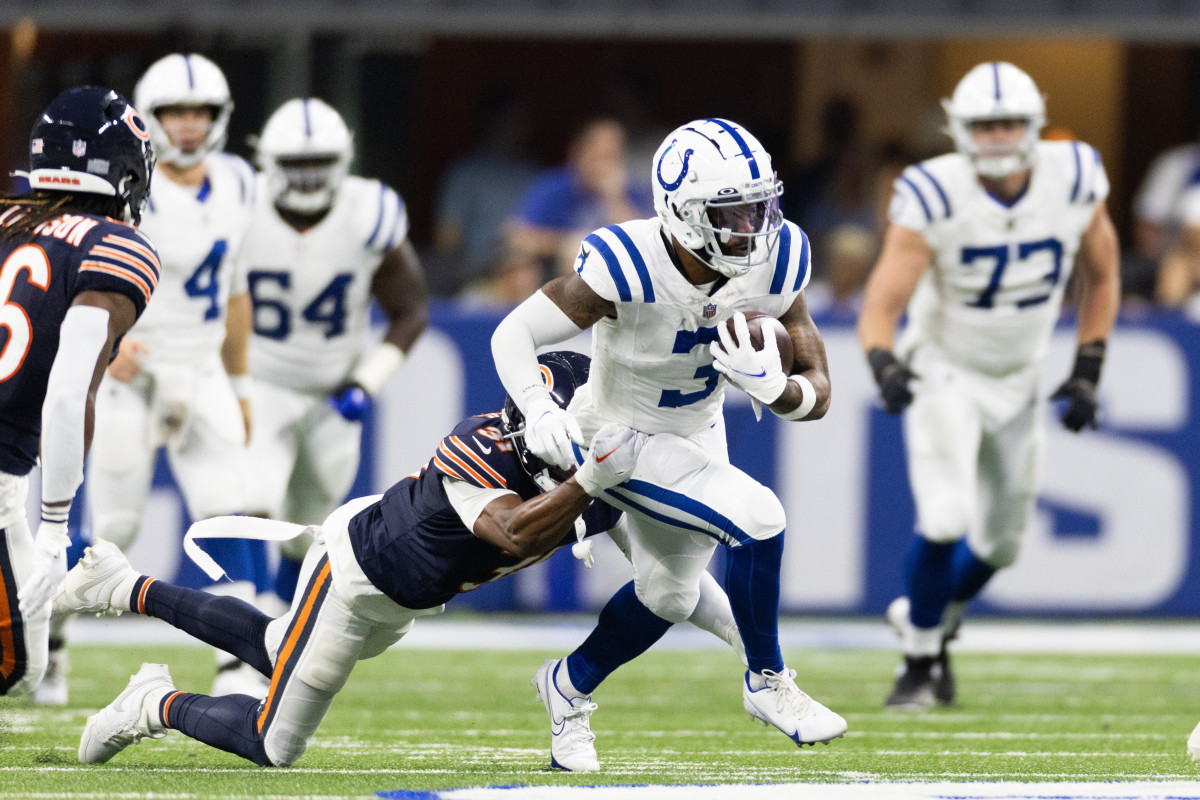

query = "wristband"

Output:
[[1070, 339, 1106, 385], [350, 342, 406, 396], [774, 374, 817, 421], [228, 374, 253, 400]]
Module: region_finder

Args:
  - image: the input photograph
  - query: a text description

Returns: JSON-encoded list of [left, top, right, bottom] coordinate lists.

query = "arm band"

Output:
[[773, 374, 817, 421], [228, 374, 253, 400], [491, 290, 583, 413], [41, 305, 110, 505], [350, 341, 406, 396]]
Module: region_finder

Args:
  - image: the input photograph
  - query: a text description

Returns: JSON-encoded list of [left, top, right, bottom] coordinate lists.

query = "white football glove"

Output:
[[710, 313, 789, 408], [573, 422, 648, 496], [18, 518, 71, 618], [523, 397, 584, 472]]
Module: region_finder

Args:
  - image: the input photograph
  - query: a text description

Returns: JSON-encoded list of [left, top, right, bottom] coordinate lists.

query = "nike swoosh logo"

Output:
[[732, 368, 767, 378], [474, 438, 492, 454], [594, 447, 620, 463]]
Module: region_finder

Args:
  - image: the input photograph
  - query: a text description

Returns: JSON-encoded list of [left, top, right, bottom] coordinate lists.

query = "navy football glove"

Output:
[[867, 348, 917, 415], [328, 381, 371, 422], [1051, 340, 1105, 433]]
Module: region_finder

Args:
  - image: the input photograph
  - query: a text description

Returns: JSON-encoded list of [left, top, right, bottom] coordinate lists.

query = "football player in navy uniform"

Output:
[[0, 86, 157, 697], [58, 353, 654, 767]]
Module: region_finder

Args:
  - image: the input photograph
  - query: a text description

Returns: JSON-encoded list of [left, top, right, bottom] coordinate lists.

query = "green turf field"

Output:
[[1, 641, 1198, 798]]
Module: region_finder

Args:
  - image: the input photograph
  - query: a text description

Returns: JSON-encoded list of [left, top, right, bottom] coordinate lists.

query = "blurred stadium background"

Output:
[[4, 0, 1200, 620]]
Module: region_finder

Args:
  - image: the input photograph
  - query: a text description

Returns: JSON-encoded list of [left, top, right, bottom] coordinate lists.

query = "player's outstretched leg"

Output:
[[58, 542, 274, 676], [79, 663, 174, 763], [531, 658, 599, 773]]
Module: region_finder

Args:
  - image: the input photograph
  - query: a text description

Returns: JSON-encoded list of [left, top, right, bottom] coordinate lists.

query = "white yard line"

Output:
[[64, 616, 1200, 655]]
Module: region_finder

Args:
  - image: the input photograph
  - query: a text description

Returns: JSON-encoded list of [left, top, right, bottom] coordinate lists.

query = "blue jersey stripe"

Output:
[[620, 479, 755, 547], [915, 164, 951, 219], [769, 224, 792, 294], [195, 177, 211, 204], [1070, 142, 1082, 203], [385, 194, 408, 249], [792, 227, 811, 292], [705, 118, 760, 180], [606, 225, 654, 302], [899, 174, 933, 223], [366, 184, 388, 248], [583, 232, 632, 302]]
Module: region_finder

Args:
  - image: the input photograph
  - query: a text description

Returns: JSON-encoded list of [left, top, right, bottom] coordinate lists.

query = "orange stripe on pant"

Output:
[[256, 560, 331, 733], [0, 561, 15, 681]]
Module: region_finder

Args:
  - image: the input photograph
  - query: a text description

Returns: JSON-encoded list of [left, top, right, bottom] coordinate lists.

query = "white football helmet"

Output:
[[943, 61, 1046, 179], [134, 53, 233, 169], [256, 98, 353, 214], [652, 118, 783, 278]]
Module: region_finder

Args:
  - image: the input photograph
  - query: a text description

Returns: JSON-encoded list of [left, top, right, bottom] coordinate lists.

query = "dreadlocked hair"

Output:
[[0, 190, 125, 242]]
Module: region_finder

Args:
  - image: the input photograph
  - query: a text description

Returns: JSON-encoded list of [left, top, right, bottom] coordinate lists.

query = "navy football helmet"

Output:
[[502, 351, 591, 489], [26, 86, 156, 225]]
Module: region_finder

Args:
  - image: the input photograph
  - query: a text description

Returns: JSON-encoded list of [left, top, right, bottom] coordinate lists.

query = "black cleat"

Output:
[[886, 655, 937, 711]]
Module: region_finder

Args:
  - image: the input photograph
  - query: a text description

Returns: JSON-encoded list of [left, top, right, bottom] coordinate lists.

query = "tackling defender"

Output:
[[0, 85, 157, 695], [492, 117, 846, 771], [238, 97, 427, 605], [857, 62, 1121, 710], [62, 352, 742, 768]]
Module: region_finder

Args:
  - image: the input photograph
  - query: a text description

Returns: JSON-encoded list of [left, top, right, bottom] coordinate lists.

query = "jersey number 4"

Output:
[[0, 245, 51, 381], [247, 271, 354, 340], [183, 240, 228, 321], [961, 238, 1063, 309]]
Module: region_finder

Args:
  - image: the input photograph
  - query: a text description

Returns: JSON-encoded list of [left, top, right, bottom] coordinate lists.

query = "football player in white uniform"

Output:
[[857, 62, 1121, 710], [238, 97, 427, 606], [493, 118, 847, 770], [83, 53, 264, 700]]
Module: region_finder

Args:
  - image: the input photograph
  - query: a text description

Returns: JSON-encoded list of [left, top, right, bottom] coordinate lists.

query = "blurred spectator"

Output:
[[431, 89, 539, 296], [804, 224, 875, 322], [786, 97, 876, 281], [1155, 183, 1200, 315], [457, 244, 544, 310], [1130, 130, 1200, 301], [505, 116, 653, 278]]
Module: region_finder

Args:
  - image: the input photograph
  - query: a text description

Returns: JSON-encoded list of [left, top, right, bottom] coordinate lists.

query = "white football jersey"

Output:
[[891, 140, 1108, 377], [131, 153, 255, 363], [242, 175, 409, 394], [572, 218, 811, 436]]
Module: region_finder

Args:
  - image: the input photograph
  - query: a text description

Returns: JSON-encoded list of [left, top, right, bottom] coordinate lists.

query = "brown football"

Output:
[[724, 311, 795, 373]]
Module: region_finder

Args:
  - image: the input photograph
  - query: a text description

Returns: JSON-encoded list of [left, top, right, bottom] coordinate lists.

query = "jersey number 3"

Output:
[[0, 245, 51, 381]]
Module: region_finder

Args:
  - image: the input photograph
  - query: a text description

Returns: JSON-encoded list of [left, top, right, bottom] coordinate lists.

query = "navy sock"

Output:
[[274, 555, 302, 605], [161, 691, 272, 766], [950, 539, 997, 602], [906, 537, 957, 628], [136, 577, 273, 676], [724, 533, 784, 675], [566, 581, 673, 694]]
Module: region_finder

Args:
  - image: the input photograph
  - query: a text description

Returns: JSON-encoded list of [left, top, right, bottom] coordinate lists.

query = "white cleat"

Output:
[[32, 649, 69, 706], [743, 668, 847, 747], [1188, 719, 1200, 762], [79, 663, 174, 764], [531, 658, 600, 772], [56, 541, 139, 618]]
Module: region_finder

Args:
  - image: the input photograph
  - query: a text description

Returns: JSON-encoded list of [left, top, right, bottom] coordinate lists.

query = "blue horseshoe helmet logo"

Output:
[[657, 140, 694, 191]]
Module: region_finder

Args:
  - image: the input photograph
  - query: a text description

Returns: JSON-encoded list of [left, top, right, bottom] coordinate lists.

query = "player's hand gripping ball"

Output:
[[722, 311, 795, 374]]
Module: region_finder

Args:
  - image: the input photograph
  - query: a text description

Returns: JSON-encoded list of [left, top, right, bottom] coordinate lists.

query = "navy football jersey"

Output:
[[0, 207, 159, 475], [348, 412, 623, 609]]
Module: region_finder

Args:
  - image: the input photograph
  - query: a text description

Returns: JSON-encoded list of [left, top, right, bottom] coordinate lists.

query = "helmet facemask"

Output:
[[268, 153, 349, 214], [683, 178, 783, 277]]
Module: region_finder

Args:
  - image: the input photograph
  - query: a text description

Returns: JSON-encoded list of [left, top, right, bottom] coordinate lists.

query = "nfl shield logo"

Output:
[[31, 138, 43, 155], [72, 139, 87, 157], [703, 303, 717, 318]]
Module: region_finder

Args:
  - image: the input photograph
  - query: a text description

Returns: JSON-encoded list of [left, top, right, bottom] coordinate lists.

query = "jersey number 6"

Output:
[[0, 244, 51, 381]]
